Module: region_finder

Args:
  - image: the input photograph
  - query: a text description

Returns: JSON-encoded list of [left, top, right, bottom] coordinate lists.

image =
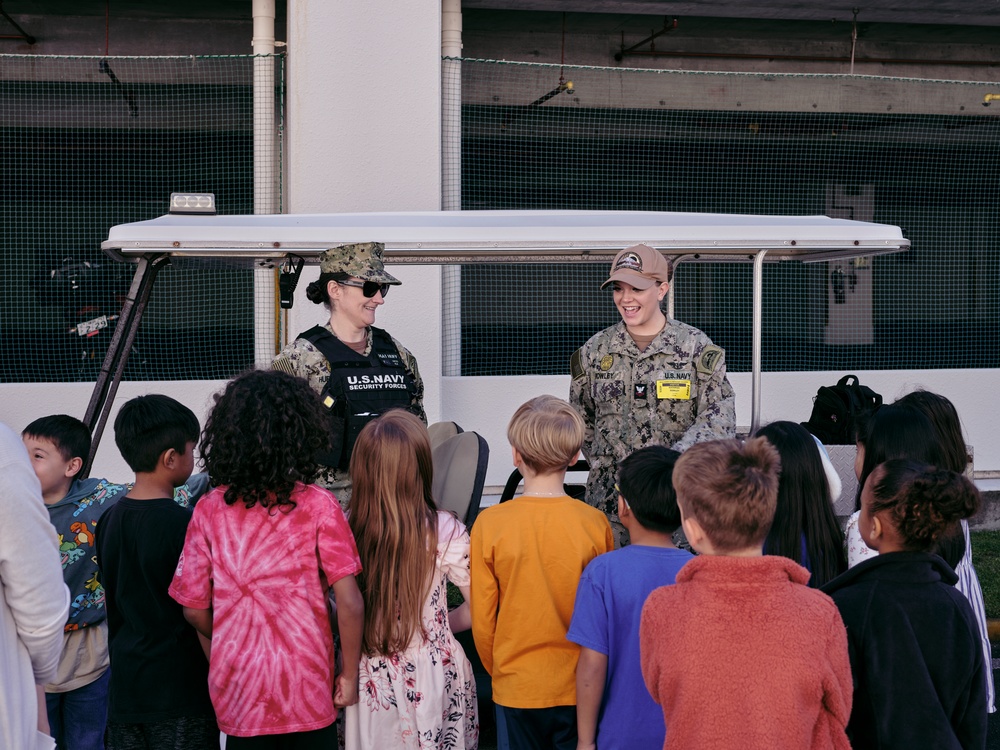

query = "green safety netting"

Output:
[[446, 59, 1000, 376], [1, 54, 282, 383], [3, 55, 998, 382]]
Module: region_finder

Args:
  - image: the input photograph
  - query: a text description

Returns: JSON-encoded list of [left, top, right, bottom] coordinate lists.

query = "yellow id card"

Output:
[[657, 379, 691, 400]]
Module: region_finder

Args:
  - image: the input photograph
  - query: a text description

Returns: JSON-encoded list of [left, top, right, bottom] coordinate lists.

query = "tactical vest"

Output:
[[300, 325, 418, 470]]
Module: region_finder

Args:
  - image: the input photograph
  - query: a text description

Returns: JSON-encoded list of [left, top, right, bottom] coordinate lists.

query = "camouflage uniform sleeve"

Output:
[[271, 340, 304, 377], [393, 337, 427, 424], [569, 343, 595, 459], [269, 333, 351, 498], [671, 343, 736, 452], [270, 337, 331, 395]]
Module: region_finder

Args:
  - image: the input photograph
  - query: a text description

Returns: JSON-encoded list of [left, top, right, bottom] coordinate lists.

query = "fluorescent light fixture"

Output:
[[169, 193, 216, 215]]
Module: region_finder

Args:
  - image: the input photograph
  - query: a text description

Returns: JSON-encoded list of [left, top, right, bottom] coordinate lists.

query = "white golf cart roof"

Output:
[[87, 208, 909, 468], [102, 209, 908, 264]]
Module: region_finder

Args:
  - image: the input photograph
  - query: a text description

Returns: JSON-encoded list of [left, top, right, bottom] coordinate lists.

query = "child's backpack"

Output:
[[802, 374, 883, 445]]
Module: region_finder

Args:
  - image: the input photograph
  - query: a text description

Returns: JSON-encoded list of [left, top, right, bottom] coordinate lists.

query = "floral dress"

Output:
[[344, 512, 479, 749], [844, 510, 877, 568]]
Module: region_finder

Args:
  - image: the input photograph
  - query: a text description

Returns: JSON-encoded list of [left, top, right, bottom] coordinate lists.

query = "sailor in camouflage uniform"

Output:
[[272, 242, 425, 509], [570, 244, 735, 543]]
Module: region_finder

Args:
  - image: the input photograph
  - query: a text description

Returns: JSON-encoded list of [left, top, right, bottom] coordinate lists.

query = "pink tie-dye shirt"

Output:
[[169, 482, 361, 737]]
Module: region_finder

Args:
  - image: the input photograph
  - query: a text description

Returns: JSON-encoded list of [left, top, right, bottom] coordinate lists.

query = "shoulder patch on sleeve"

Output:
[[271, 356, 294, 375], [696, 345, 724, 375], [570, 348, 585, 380]]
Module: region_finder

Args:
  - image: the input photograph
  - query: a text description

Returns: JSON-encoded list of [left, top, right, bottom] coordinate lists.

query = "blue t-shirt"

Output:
[[567, 545, 694, 750]]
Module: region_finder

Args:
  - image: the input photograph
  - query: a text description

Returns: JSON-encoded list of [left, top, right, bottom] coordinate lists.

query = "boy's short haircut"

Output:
[[114, 394, 200, 473], [507, 395, 585, 475], [673, 437, 780, 552], [22, 414, 91, 470], [618, 445, 682, 533]]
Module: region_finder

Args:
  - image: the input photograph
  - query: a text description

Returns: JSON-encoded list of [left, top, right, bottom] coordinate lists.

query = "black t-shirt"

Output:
[[95, 497, 214, 723]]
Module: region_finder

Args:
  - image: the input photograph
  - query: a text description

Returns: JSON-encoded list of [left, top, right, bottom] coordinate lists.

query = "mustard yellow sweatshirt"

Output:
[[470, 494, 613, 708]]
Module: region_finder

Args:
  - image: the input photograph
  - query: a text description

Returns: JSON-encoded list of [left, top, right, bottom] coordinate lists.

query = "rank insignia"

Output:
[[634, 383, 648, 400]]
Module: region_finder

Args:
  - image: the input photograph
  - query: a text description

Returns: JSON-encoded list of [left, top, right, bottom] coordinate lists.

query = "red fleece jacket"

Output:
[[640, 555, 852, 750]]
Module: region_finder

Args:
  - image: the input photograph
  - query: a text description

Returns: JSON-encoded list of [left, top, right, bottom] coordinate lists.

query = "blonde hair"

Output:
[[507, 395, 584, 475], [348, 410, 438, 656], [673, 438, 780, 552]]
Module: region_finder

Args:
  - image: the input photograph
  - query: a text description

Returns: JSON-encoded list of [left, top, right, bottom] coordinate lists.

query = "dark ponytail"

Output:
[[870, 459, 980, 552], [305, 272, 350, 306]]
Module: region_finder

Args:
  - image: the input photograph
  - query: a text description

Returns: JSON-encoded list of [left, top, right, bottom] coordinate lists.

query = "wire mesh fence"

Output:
[[447, 59, 1000, 375], [3, 55, 998, 383], [0, 54, 282, 383]]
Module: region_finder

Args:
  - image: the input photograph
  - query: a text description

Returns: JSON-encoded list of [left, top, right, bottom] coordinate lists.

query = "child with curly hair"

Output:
[[343, 409, 478, 750], [823, 459, 987, 749], [169, 370, 364, 749]]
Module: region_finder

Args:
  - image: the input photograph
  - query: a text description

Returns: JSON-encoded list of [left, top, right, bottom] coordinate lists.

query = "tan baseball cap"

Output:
[[600, 244, 671, 290], [318, 242, 401, 285]]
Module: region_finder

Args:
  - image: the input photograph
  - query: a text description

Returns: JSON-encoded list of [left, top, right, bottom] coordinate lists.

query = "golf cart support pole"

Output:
[[82, 253, 170, 476], [750, 249, 768, 436]]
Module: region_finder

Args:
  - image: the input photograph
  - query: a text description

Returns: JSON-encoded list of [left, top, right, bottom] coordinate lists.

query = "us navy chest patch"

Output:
[[634, 383, 648, 400], [345, 374, 408, 390]]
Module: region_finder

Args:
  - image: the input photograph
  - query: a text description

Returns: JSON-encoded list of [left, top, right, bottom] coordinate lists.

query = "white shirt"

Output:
[[0, 424, 70, 749]]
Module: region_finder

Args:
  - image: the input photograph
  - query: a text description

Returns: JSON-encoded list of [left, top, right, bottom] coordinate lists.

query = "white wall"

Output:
[[3, 0, 447, 482], [437, 368, 1000, 489], [1, 381, 224, 483], [4, 368, 998, 491]]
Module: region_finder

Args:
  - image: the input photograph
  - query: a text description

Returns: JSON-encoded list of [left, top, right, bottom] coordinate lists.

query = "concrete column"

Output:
[[286, 0, 443, 422]]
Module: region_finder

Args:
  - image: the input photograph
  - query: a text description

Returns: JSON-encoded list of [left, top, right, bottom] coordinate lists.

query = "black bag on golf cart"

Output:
[[802, 374, 883, 445]]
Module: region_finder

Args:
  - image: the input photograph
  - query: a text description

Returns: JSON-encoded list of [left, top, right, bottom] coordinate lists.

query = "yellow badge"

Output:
[[657, 379, 691, 400], [600, 355, 614, 371]]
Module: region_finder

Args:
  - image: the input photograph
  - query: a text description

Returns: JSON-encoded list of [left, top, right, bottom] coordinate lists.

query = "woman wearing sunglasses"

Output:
[[272, 242, 425, 509]]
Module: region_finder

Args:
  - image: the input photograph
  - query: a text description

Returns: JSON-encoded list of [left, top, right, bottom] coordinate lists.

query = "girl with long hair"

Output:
[[755, 421, 847, 588], [824, 460, 987, 748], [893, 389, 994, 714], [843, 394, 995, 713], [844, 403, 944, 567], [169, 370, 365, 749], [344, 409, 478, 750]]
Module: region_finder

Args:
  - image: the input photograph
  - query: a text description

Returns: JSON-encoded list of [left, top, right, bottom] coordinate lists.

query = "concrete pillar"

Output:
[[286, 0, 444, 422]]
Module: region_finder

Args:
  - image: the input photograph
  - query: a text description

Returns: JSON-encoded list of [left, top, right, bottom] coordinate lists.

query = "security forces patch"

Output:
[[696, 345, 723, 375], [600, 354, 614, 371]]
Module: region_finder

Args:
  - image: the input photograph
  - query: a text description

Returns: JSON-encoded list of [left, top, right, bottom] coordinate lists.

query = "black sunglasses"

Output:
[[338, 280, 390, 298]]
